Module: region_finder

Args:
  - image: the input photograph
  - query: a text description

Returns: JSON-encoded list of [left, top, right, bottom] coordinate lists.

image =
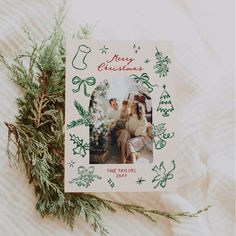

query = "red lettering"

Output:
[[97, 64, 144, 72], [106, 54, 135, 65], [97, 63, 106, 71], [97, 54, 143, 72]]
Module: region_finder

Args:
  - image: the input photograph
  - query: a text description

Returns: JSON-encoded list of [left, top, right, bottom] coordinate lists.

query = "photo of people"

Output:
[[89, 77, 153, 164]]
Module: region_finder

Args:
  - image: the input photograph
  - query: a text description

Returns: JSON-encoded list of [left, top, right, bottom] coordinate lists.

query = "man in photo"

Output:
[[107, 98, 120, 121], [106, 98, 121, 145]]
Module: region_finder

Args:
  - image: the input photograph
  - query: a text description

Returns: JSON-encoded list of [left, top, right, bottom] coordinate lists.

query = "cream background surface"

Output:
[[0, 0, 235, 236]]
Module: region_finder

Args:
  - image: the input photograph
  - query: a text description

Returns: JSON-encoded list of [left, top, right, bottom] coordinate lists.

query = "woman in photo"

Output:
[[117, 101, 149, 164]]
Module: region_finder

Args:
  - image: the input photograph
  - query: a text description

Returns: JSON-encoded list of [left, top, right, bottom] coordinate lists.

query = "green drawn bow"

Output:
[[152, 160, 176, 188], [69, 166, 102, 188], [130, 73, 158, 93], [72, 76, 96, 97], [78, 166, 94, 175]]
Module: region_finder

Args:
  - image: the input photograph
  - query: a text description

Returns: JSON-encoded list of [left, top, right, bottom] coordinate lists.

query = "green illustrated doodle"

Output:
[[136, 177, 146, 185], [67, 100, 91, 129], [99, 45, 109, 54], [107, 178, 115, 188], [69, 166, 101, 188], [72, 44, 91, 70], [72, 76, 96, 97], [133, 44, 140, 53], [152, 160, 176, 188], [144, 59, 150, 64], [153, 47, 171, 77], [67, 160, 75, 168], [157, 84, 174, 117], [69, 134, 89, 157], [129, 73, 158, 93], [152, 123, 175, 150]]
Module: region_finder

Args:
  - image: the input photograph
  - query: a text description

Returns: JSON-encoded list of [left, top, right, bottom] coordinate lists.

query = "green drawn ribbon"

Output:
[[152, 160, 176, 188], [131, 73, 158, 93], [72, 76, 96, 97], [69, 166, 101, 188], [78, 166, 94, 175]]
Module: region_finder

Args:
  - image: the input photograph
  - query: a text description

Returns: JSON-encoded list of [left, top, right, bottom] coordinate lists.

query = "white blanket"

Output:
[[0, 1, 234, 236]]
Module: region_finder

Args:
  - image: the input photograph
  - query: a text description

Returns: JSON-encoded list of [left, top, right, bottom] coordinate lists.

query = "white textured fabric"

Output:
[[0, 1, 235, 236]]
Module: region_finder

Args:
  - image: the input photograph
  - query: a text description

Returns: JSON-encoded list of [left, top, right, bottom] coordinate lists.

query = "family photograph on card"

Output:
[[89, 77, 153, 165]]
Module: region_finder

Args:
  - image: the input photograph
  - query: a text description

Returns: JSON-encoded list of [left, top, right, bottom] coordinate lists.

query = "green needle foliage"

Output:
[[1, 2, 209, 236]]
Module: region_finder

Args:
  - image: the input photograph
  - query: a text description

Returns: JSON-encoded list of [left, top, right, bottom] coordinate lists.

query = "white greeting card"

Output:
[[65, 40, 176, 192]]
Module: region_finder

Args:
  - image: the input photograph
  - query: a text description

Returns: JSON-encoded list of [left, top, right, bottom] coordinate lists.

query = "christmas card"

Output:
[[65, 40, 176, 192]]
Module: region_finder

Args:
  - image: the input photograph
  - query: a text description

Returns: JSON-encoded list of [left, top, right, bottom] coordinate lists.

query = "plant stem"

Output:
[[81, 193, 210, 223], [35, 71, 47, 128]]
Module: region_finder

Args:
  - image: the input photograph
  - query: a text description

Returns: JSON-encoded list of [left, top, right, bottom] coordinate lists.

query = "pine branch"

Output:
[[82, 194, 210, 224], [34, 71, 47, 128], [4, 122, 20, 167]]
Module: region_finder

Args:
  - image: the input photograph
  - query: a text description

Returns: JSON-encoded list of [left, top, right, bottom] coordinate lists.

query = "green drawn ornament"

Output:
[[72, 76, 96, 97], [152, 160, 176, 188], [136, 177, 146, 185], [69, 166, 101, 188], [129, 73, 158, 93], [107, 178, 115, 188], [72, 44, 91, 70], [157, 84, 174, 117], [67, 100, 91, 129], [152, 123, 175, 150], [133, 44, 141, 53], [153, 47, 171, 77], [67, 160, 75, 168], [69, 134, 89, 157], [99, 45, 109, 54]]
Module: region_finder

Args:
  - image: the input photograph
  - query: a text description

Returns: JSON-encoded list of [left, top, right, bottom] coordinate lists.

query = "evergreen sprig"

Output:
[[1, 2, 209, 235]]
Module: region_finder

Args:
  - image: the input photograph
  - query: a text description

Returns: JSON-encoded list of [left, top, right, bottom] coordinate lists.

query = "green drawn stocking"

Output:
[[72, 44, 91, 70]]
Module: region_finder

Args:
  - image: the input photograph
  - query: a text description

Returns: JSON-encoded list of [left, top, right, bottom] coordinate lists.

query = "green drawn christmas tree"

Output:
[[157, 85, 174, 117]]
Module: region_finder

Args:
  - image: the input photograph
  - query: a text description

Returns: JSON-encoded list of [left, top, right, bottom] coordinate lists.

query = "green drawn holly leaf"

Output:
[[70, 134, 82, 144]]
